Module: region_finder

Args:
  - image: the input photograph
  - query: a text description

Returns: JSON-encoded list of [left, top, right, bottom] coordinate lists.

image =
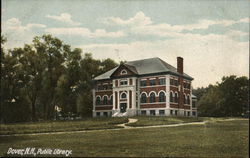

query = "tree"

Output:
[[197, 76, 249, 117], [1, 37, 31, 122], [32, 35, 67, 120], [56, 47, 82, 114], [16, 44, 44, 121], [1, 34, 119, 122], [77, 53, 101, 117], [192, 87, 208, 101]]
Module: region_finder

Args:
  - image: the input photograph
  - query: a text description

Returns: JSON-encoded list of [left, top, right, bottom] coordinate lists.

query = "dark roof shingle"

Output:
[[94, 57, 193, 80]]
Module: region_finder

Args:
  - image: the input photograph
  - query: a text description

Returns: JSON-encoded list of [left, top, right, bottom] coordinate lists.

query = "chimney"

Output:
[[177, 57, 183, 74]]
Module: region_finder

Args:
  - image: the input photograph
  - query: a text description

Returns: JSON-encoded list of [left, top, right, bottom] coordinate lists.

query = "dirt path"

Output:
[[0, 118, 246, 137], [117, 118, 138, 128]]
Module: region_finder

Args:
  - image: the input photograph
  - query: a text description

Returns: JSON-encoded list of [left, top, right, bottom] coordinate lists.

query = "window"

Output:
[[159, 78, 166, 85], [170, 110, 173, 115], [170, 79, 173, 85], [187, 111, 190, 116], [170, 79, 178, 86], [103, 96, 108, 105], [170, 92, 174, 102], [120, 69, 127, 75], [187, 95, 190, 105], [136, 79, 138, 90], [129, 79, 133, 85], [141, 110, 146, 115], [150, 92, 156, 103], [174, 80, 178, 86], [103, 112, 108, 117], [184, 83, 191, 89], [96, 96, 101, 105], [150, 110, 155, 116], [159, 91, 166, 102], [98, 85, 103, 90], [140, 80, 147, 87], [184, 94, 186, 104], [120, 80, 128, 86], [141, 93, 147, 103], [121, 93, 127, 99], [192, 101, 196, 108], [175, 92, 178, 103], [103, 84, 108, 90], [108, 84, 113, 89], [96, 112, 100, 116], [149, 79, 156, 86], [192, 111, 196, 116], [110, 96, 113, 105], [159, 110, 165, 115], [175, 110, 178, 116]]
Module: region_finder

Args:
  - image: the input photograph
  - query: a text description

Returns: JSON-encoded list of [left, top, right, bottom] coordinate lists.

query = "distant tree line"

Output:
[[1, 35, 118, 123], [193, 76, 249, 117]]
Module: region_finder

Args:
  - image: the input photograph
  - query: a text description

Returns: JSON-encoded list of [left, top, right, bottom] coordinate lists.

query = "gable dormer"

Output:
[[110, 64, 138, 78]]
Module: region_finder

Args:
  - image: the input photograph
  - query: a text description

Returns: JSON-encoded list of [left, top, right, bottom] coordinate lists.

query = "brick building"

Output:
[[92, 57, 197, 117]]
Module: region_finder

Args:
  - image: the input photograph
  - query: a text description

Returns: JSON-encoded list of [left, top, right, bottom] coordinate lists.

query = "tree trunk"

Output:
[[31, 100, 37, 121]]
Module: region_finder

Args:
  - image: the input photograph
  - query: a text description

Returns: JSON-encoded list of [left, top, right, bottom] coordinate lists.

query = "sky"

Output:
[[1, 0, 249, 88]]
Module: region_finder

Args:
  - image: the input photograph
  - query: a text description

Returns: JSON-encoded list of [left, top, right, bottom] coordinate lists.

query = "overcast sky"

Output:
[[2, 0, 249, 88]]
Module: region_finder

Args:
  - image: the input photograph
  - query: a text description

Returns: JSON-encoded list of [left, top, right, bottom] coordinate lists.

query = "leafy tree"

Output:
[[33, 35, 67, 120], [100, 58, 118, 74], [1, 38, 31, 122], [192, 87, 208, 101], [15, 44, 44, 121], [1, 34, 119, 122], [56, 47, 82, 114], [197, 76, 249, 117]]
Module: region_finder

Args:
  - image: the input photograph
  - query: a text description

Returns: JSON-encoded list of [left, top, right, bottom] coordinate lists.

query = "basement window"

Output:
[[159, 110, 165, 115], [192, 111, 196, 116], [96, 112, 100, 117], [141, 110, 146, 115], [150, 110, 156, 116], [103, 112, 108, 117]]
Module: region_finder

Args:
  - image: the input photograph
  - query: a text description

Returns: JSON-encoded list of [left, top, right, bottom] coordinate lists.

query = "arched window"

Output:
[[110, 95, 113, 105], [184, 94, 186, 104], [187, 95, 190, 105], [141, 93, 147, 103], [96, 96, 101, 105], [159, 91, 166, 102], [103, 96, 108, 105], [150, 92, 156, 103], [175, 92, 178, 103], [121, 92, 127, 99], [120, 69, 127, 75], [170, 92, 174, 102]]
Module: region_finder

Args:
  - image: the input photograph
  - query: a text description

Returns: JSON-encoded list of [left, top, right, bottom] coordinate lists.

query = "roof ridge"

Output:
[[126, 57, 159, 63]]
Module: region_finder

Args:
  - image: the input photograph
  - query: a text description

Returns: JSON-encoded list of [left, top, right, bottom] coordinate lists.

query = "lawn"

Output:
[[0, 117, 128, 135], [0, 118, 248, 157]]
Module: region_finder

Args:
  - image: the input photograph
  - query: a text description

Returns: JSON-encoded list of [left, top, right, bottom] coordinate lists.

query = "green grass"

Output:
[[128, 116, 204, 127], [0, 119, 248, 157], [0, 117, 128, 135]]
